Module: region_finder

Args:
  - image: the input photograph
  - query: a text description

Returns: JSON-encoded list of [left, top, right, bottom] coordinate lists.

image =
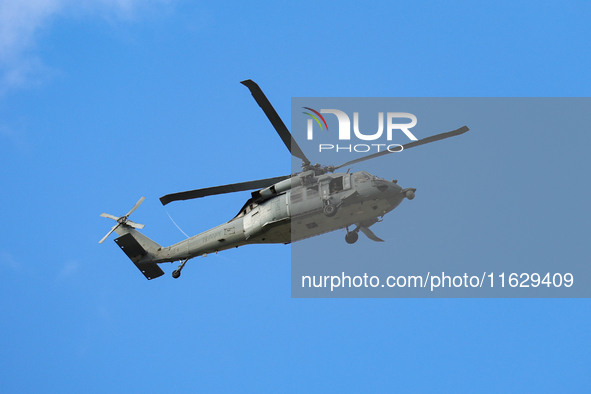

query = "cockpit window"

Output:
[[353, 172, 371, 183]]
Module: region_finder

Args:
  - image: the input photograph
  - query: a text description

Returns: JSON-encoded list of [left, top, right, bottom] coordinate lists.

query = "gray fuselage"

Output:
[[143, 171, 408, 264]]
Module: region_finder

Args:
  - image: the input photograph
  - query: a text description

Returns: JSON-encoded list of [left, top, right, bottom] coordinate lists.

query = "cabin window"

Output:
[[306, 185, 319, 199], [329, 177, 344, 194], [290, 189, 303, 203]]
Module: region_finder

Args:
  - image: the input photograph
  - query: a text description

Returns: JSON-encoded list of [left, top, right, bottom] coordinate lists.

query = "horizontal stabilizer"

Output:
[[115, 233, 164, 280]]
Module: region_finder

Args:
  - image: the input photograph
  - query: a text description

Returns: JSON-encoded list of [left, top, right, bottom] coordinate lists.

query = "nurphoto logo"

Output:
[[302, 107, 418, 154]]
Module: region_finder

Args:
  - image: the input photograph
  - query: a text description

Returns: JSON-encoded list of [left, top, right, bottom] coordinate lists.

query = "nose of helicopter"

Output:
[[386, 180, 403, 197], [374, 179, 402, 194], [373, 179, 402, 199], [373, 179, 415, 207]]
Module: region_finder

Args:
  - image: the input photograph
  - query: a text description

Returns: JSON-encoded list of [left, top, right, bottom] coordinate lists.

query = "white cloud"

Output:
[[0, 0, 174, 92]]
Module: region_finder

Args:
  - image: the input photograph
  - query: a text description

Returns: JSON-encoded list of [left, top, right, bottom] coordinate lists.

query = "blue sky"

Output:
[[1, 0, 590, 392]]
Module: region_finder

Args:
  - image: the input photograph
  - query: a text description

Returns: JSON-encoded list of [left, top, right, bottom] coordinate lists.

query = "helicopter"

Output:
[[99, 80, 469, 280]]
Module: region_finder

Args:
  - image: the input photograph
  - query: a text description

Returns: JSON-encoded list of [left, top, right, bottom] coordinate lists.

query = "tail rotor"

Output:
[[99, 197, 146, 244]]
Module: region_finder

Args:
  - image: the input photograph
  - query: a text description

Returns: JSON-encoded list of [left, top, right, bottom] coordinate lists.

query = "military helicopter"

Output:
[[100, 80, 469, 280]]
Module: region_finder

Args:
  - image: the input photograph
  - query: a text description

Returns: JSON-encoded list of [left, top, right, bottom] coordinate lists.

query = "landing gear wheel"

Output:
[[172, 258, 189, 279], [345, 232, 359, 244], [324, 203, 337, 217]]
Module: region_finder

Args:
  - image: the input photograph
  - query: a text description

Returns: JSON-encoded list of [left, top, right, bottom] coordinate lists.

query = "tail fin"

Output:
[[114, 229, 164, 280]]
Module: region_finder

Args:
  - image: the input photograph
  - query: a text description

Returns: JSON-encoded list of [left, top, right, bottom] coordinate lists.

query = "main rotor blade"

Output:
[[333, 126, 469, 170], [160, 175, 291, 205], [125, 196, 145, 218], [240, 79, 310, 166]]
